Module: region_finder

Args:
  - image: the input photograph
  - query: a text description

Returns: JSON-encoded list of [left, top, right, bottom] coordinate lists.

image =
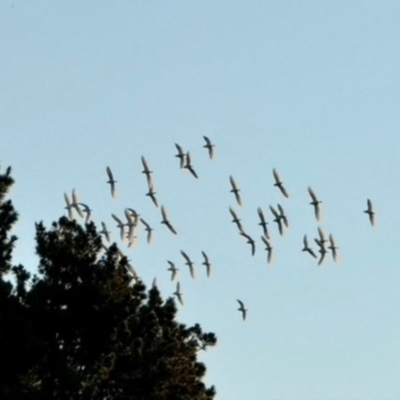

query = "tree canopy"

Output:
[[0, 163, 216, 400]]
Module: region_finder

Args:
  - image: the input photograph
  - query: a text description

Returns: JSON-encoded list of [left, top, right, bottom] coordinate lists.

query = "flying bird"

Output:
[[174, 282, 184, 305], [277, 204, 289, 228], [328, 234, 338, 262], [167, 261, 178, 281], [229, 176, 242, 206], [261, 235, 273, 264], [229, 207, 244, 233], [317, 226, 327, 247], [174, 143, 186, 169], [314, 238, 327, 265], [302, 235, 317, 259], [272, 168, 289, 198], [269, 205, 283, 235], [237, 299, 247, 321], [64, 192, 73, 220], [201, 251, 212, 277], [203, 136, 215, 159], [78, 203, 92, 223], [146, 180, 159, 207], [71, 189, 83, 218], [141, 156, 153, 186], [257, 207, 269, 238], [184, 152, 198, 178], [106, 166, 117, 198], [111, 213, 125, 241], [240, 231, 256, 256], [161, 205, 177, 235], [140, 218, 154, 244], [100, 222, 111, 243], [308, 187, 322, 221], [180, 250, 195, 279], [364, 199, 375, 226], [124, 209, 140, 244]]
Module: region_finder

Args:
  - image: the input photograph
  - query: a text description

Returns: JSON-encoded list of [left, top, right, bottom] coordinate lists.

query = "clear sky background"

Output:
[[2, 2, 400, 399]]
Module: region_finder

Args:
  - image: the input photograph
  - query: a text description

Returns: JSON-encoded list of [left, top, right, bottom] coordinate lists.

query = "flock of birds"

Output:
[[62, 136, 376, 321]]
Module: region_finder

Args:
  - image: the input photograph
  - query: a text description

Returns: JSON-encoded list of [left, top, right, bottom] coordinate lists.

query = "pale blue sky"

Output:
[[2, 2, 400, 399]]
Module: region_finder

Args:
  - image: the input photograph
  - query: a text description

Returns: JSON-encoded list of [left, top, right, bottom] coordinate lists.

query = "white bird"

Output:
[[203, 136, 215, 159], [64, 192, 73, 220], [308, 187, 322, 221], [174, 282, 184, 305], [364, 199, 375, 226], [100, 222, 111, 243], [111, 214, 125, 241], [125, 209, 140, 244], [184, 152, 198, 179], [174, 143, 186, 169], [201, 251, 212, 277], [78, 203, 92, 223], [260, 235, 273, 264], [106, 166, 117, 198], [180, 250, 195, 279], [167, 261, 178, 281], [229, 176, 242, 206], [237, 299, 247, 320], [302, 235, 317, 259], [273, 168, 289, 198], [140, 218, 154, 244], [71, 189, 83, 218], [161, 205, 177, 235]]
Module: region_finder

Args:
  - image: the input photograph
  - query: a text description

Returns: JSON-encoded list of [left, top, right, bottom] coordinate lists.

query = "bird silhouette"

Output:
[[167, 261, 178, 281], [237, 299, 247, 320], [140, 218, 153, 244], [161, 205, 177, 235], [174, 143, 186, 169], [277, 204, 288, 228], [261, 235, 273, 264], [106, 166, 117, 198], [141, 156, 153, 186], [71, 189, 83, 218], [273, 168, 289, 198], [203, 136, 215, 159], [229, 176, 242, 206], [201, 251, 212, 277], [257, 207, 269, 238], [328, 234, 338, 262], [308, 187, 322, 221], [184, 152, 198, 178], [78, 202, 92, 223], [111, 213, 125, 241], [100, 222, 111, 243], [180, 250, 196, 279], [174, 282, 184, 305], [269, 205, 283, 235], [229, 207, 244, 233], [240, 231, 256, 256], [146, 180, 159, 207], [302, 235, 317, 258], [64, 192, 73, 220], [364, 199, 375, 226]]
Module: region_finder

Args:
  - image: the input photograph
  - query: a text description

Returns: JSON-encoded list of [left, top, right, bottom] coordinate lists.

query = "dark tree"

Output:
[[0, 163, 216, 400]]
